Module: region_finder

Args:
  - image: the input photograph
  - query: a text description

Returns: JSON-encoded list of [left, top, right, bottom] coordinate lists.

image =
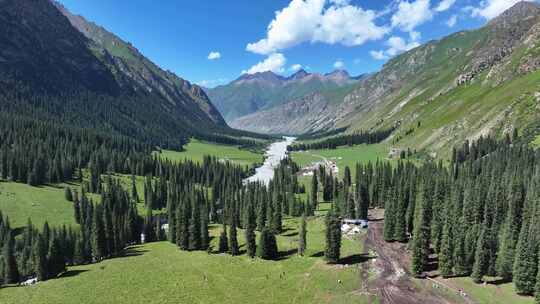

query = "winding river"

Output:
[[245, 136, 296, 185]]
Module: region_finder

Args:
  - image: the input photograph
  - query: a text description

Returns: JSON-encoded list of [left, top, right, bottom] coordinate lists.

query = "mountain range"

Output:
[[206, 69, 364, 122], [214, 1, 540, 155], [2, 0, 540, 157]]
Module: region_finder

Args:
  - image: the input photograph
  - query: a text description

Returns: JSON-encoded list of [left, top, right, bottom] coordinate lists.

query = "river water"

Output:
[[244, 136, 296, 185]]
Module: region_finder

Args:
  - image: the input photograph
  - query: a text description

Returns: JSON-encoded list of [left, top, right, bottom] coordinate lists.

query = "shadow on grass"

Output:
[[485, 277, 512, 285], [311, 251, 324, 257], [433, 273, 471, 279], [108, 245, 149, 259], [339, 253, 375, 265], [279, 227, 295, 235], [282, 232, 298, 237], [59, 269, 89, 278], [276, 248, 298, 260], [12, 227, 25, 237]]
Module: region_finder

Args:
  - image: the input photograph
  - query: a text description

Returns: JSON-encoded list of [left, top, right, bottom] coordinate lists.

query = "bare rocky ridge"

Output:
[[230, 93, 337, 134]]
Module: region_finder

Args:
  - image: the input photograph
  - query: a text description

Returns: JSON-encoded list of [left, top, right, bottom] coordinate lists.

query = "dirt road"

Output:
[[359, 210, 462, 304]]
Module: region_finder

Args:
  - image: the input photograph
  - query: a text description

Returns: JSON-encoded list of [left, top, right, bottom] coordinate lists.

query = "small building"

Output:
[[161, 223, 169, 232], [341, 223, 351, 233], [342, 218, 368, 228], [22, 277, 38, 286]]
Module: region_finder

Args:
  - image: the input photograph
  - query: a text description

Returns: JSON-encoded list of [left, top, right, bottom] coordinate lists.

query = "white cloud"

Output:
[[333, 60, 345, 69], [313, 4, 388, 46], [391, 0, 433, 32], [470, 0, 533, 19], [446, 14, 457, 27], [435, 0, 455, 12], [370, 35, 420, 60], [289, 64, 303, 72], [246, 0, 387, 55], [409, 30, 421, 41], [196, 78, 228, 88], [207, 51, 221, 60], [387, 36, 420, 55], [370, 50, 388, 60], [242, 53, 287, 74]]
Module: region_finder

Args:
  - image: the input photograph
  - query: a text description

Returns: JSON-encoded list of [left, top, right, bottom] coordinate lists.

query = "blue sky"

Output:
[[57, 0, 531, 87]]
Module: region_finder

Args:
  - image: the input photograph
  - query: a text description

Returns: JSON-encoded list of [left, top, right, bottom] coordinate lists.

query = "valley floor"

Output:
[[1, 141, 535, 304], [1, 217, 369, 304]]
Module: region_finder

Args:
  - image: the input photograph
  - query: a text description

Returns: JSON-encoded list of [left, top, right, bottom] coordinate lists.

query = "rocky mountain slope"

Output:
[[206, 69, 361, 122], [0, 0, 232, 148], [229, 80, 366, 134], [333, 1, 540, 155], [245, 2, 539, 155]]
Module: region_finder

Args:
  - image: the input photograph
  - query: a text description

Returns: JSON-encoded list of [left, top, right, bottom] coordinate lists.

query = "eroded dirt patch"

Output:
[[359, 209, 462, 304]]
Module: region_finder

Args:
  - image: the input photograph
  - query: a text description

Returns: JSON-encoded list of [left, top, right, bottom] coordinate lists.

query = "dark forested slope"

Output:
[[0, 0, 237, 149]]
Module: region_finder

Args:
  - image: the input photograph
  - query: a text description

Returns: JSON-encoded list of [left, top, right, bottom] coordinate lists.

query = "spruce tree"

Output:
[[245, 203, 257, 258], [383, 185, 396, 241], [200, 203, 210, 251], [218, 224, 228, 253], [34, 235, 48, 281], [324, 212, 341, 264], [343, 166, 351, 189], [513, 219, 538, 295], [144, 206, 155, 243], [229, 217, 239, 256], [496, 179, 524, 280], [256, 200, 266, 231], [298, 213, 307, 256], [47, 238, 66, 278], [411, 180, 432, 277], [3, 233, 19, 284], [311, 173, 318, 211], [64, 188, 73, 201], [91, 207, 106, 260], [257, 227, 278, 260], [471, 227, 489, 283], [270, 203, 282, 234], [188, 200, 201, 250], [535, 248, 540, 303], [438, 218, 453, 278]]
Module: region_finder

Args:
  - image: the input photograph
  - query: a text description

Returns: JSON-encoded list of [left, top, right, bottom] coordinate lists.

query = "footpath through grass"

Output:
[[1, 216, 370, 304], [158, 139, 263, 167]]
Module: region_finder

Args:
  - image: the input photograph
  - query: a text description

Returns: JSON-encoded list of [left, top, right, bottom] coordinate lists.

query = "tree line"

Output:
[[288, 127, 395, 151]]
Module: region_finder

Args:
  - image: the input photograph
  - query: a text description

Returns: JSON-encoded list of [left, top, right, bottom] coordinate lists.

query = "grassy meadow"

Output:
[[1, 216, 370, 304], [443, 277, 533, 304], [0, 174, 141, 230], [0, 181, 78, 229], [158, 139, 263, 167], [290, 143, 389, 179]]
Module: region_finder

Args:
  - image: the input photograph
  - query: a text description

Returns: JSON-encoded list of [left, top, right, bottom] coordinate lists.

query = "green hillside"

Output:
[[334, 2, 540, 156]]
